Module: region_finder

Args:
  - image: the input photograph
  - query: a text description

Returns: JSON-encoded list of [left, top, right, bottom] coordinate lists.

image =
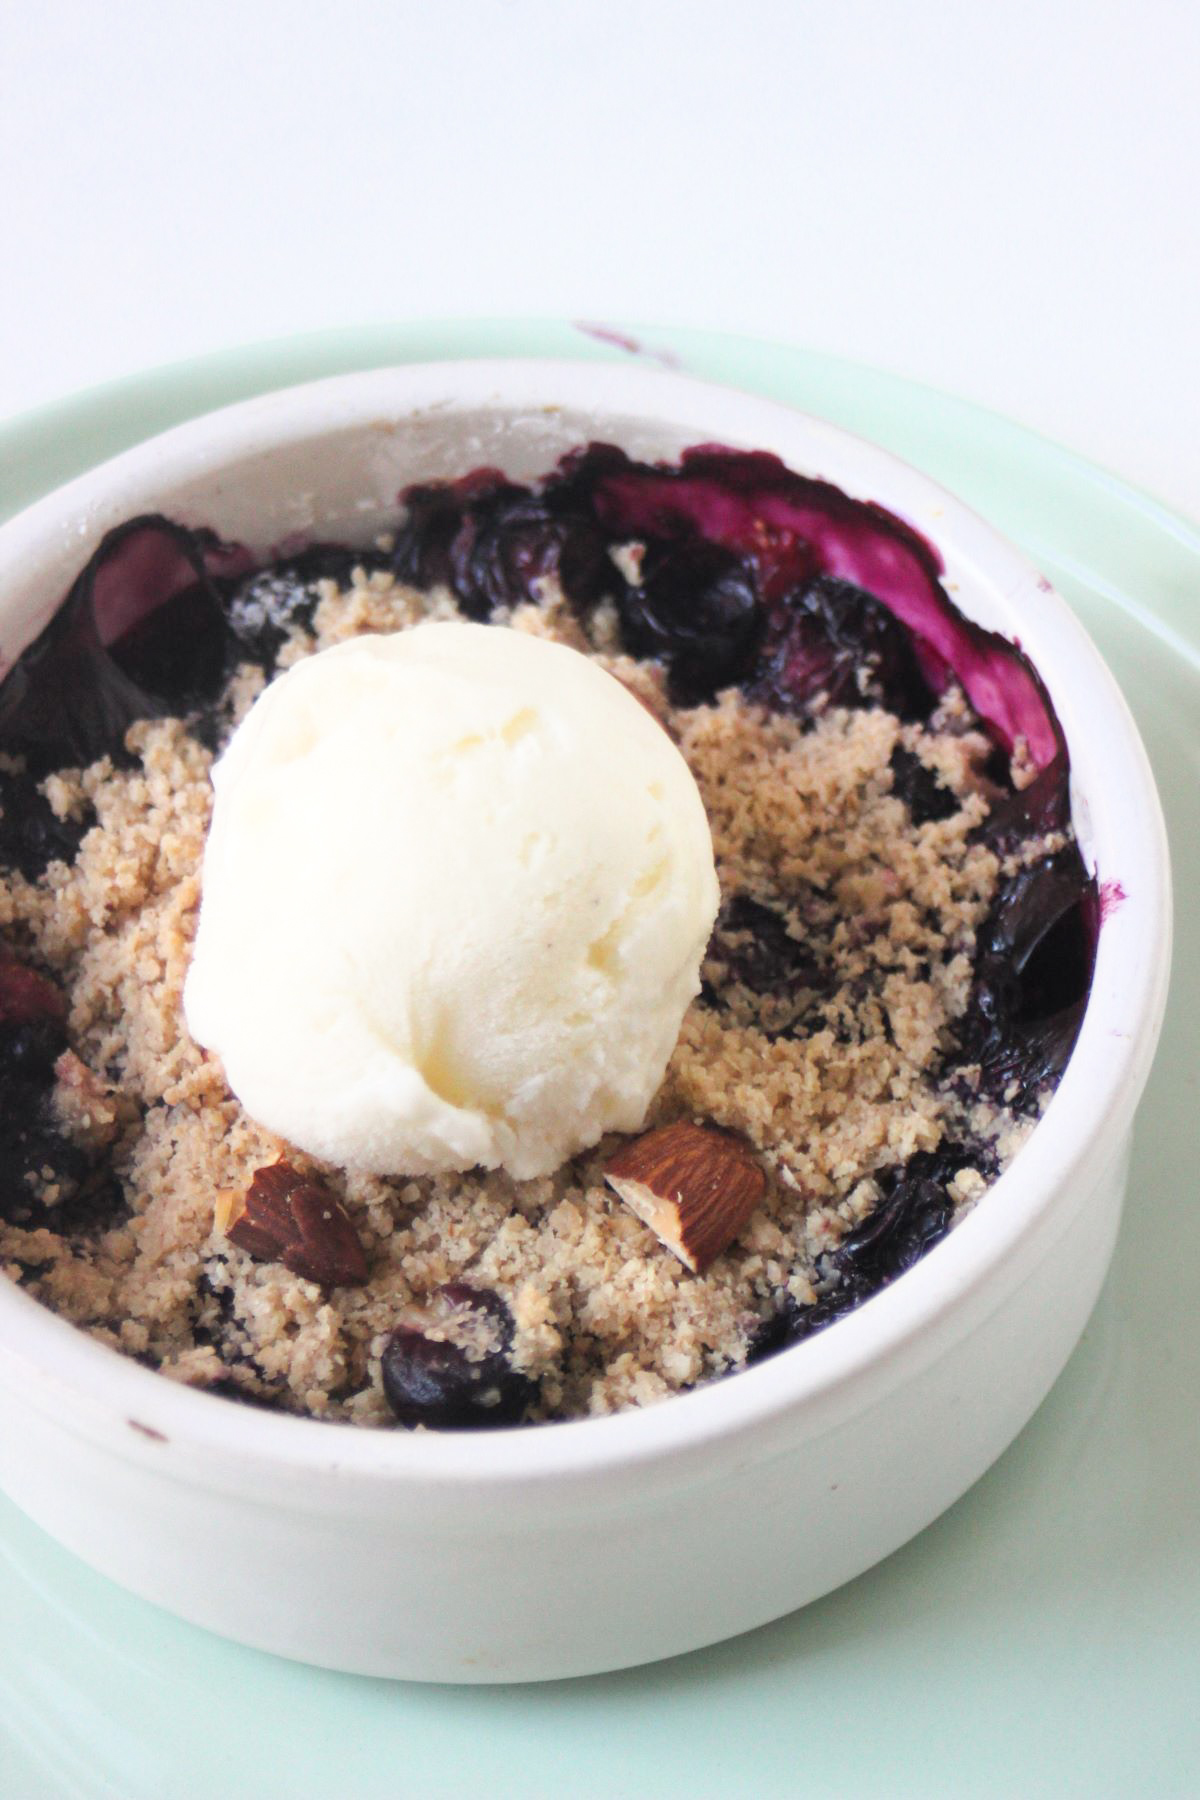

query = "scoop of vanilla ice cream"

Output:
[[183, 621, 719, 1180]]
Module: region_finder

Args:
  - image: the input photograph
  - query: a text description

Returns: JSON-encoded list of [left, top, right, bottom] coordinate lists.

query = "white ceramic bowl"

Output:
[[0, 362, 1171, 1683]]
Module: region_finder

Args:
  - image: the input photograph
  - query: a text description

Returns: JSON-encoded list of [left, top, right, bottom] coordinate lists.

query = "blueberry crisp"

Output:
[[0, 446, 1096, 1426]]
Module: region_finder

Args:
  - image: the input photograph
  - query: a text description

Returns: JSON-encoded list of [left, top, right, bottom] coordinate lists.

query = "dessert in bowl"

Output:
[[0, 362, 1170, 1680], [0, 423, 1097, 1429]]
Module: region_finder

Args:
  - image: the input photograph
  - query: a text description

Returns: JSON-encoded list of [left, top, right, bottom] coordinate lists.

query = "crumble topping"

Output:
[[0, 561, 1054, 1424]]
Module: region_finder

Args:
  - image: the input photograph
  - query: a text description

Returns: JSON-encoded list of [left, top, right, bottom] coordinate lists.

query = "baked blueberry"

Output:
[[888, 746, 960, 825], [747, 1146, 973, 1361], [381, 1284, 537, 1430], [707, 894, 821, 996], [226, 544, 391, 669], [753, 576, 933, 720], [0, 515, 248, 771], [617, 538, 763, 703], [0, 770, 92, 879], [966, 849, 1094, 1109], [393, 472, 614, 619]]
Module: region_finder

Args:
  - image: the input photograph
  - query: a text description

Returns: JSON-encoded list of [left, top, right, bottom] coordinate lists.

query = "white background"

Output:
[[2, 0, 1197, 518]]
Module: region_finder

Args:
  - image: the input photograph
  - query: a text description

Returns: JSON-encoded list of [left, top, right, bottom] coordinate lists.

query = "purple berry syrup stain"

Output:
[[574, 322, 682, 369], [1099, 878, 1128, 921]]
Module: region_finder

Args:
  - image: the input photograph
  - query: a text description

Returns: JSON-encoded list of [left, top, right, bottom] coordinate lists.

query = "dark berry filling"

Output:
[[0, 516, 253, 775], [747, 1144, 981, 1355], [962, 849, 1095, 1108], [702, 893, 833, 1041], [392, 470, 614, 621], [226, 544, 392, 671], [708, 894, 824, 997], [751, 576, 933, 721], [0, 442, 1077, 791], [616, 538, 763, 704], [0, 953, 125, 1236], [888, 746, 960, 825], [0, 769, 93, 880], [973, 754, 1072, 848], [381, 1284, 537, 1430], [575, 445, 1063, 767]]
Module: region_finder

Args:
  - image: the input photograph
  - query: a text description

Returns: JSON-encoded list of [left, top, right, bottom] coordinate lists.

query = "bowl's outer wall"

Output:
[[0, 1144, 1126, 1680], [0, 363, 1170, 1679]]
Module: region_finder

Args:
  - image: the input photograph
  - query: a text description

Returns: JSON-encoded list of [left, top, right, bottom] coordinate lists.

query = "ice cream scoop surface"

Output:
[[184, 621, 719, 1179]]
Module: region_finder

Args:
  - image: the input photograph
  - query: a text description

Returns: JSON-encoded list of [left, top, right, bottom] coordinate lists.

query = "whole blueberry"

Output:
[[617, 538, 763, 704], [381, 1284, 537, 1430], [964, 848, 1095, 1109], [753, 576, 932, 721], [226, 545, 391, 669]]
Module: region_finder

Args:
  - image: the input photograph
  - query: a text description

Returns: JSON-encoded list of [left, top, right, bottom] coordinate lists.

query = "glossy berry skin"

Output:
[[965, 849, 1094, 1109], [746, 1146, 971, 1361], [0, 515, 249, 773], [752, 576, 932, 721], [616, 538, 763, 703], [381, 1284, 537, 1431], [392, 472, 615, 621], [974, 754, 1071, 849]]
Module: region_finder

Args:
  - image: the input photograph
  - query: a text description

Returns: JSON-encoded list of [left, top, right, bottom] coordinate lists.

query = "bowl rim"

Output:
[[0, 358, 1173, 1488]]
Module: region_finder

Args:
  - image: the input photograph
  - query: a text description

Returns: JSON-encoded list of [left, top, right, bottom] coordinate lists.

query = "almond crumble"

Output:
[[0, 560, 1058, 1425]]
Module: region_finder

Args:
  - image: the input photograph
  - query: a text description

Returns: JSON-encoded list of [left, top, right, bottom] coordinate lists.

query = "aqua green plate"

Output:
[[1, 323, 1196, 1800]]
